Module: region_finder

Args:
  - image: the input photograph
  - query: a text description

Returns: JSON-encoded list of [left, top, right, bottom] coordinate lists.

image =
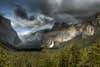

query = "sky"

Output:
[[1, 0, 100, 42], [1, 0, 100, 17], [1, 0, 100, 19]]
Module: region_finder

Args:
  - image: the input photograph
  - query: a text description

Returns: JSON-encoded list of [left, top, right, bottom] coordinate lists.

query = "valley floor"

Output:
[[0, 33, 100, 67]]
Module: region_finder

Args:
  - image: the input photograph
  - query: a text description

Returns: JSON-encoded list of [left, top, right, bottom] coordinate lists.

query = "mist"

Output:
[[0, 0, 100, 48]]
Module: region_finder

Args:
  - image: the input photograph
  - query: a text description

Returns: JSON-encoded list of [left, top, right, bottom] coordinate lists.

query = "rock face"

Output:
[[42, 26, 79, 48], [0, 16, 21, 45]]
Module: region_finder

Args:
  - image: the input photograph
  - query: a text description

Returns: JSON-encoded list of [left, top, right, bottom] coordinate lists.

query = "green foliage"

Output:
[[0, 43, 10, 67], [0, 35, 100, 67]]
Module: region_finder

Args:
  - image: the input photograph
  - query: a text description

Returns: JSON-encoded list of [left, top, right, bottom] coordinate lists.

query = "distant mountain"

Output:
[[0, 15, 21, 45], [42, 13, 100, 48], [0, 12, 100, 50]]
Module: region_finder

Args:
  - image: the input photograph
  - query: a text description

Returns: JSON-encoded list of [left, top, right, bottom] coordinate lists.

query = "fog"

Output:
[[0, 0, 100, 48]]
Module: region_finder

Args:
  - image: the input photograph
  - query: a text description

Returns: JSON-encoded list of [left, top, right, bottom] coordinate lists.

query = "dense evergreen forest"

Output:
[[0, 32, 100, 67]]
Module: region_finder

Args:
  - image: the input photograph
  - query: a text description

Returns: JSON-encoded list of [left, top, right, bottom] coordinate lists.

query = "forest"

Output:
[[0, 32, 100, 67]]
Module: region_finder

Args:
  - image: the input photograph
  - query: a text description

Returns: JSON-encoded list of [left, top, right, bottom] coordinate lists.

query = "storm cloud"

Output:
[[0, 0, 100, 45]]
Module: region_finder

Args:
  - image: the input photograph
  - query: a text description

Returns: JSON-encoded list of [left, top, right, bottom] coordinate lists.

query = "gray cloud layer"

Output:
[[1, 0, 100, 44]]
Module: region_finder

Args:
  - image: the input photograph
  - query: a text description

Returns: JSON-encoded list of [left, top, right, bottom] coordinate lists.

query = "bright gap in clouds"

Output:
[[3, 12, 34, 39], [3, 11, 54, 42]]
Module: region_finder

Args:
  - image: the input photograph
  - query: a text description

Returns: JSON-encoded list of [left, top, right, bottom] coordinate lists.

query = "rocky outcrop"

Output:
[[0, 15, 21, 45], [42, 26, 79, 48], [42, 14, 100, 48]]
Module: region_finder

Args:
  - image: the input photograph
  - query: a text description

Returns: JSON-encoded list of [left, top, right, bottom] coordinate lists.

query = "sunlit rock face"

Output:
[[42, 26, 80, 48], [79, 24, 95, 37], [42, 20, 98, 48], [0, 16, 21, 45], [0, 0, 100, 49]]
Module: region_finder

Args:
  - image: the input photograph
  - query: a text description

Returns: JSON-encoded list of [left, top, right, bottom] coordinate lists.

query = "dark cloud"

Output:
[[0, 0, 100, 49], [1, 0, 100, 19], [14, 5, 28, 19]]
